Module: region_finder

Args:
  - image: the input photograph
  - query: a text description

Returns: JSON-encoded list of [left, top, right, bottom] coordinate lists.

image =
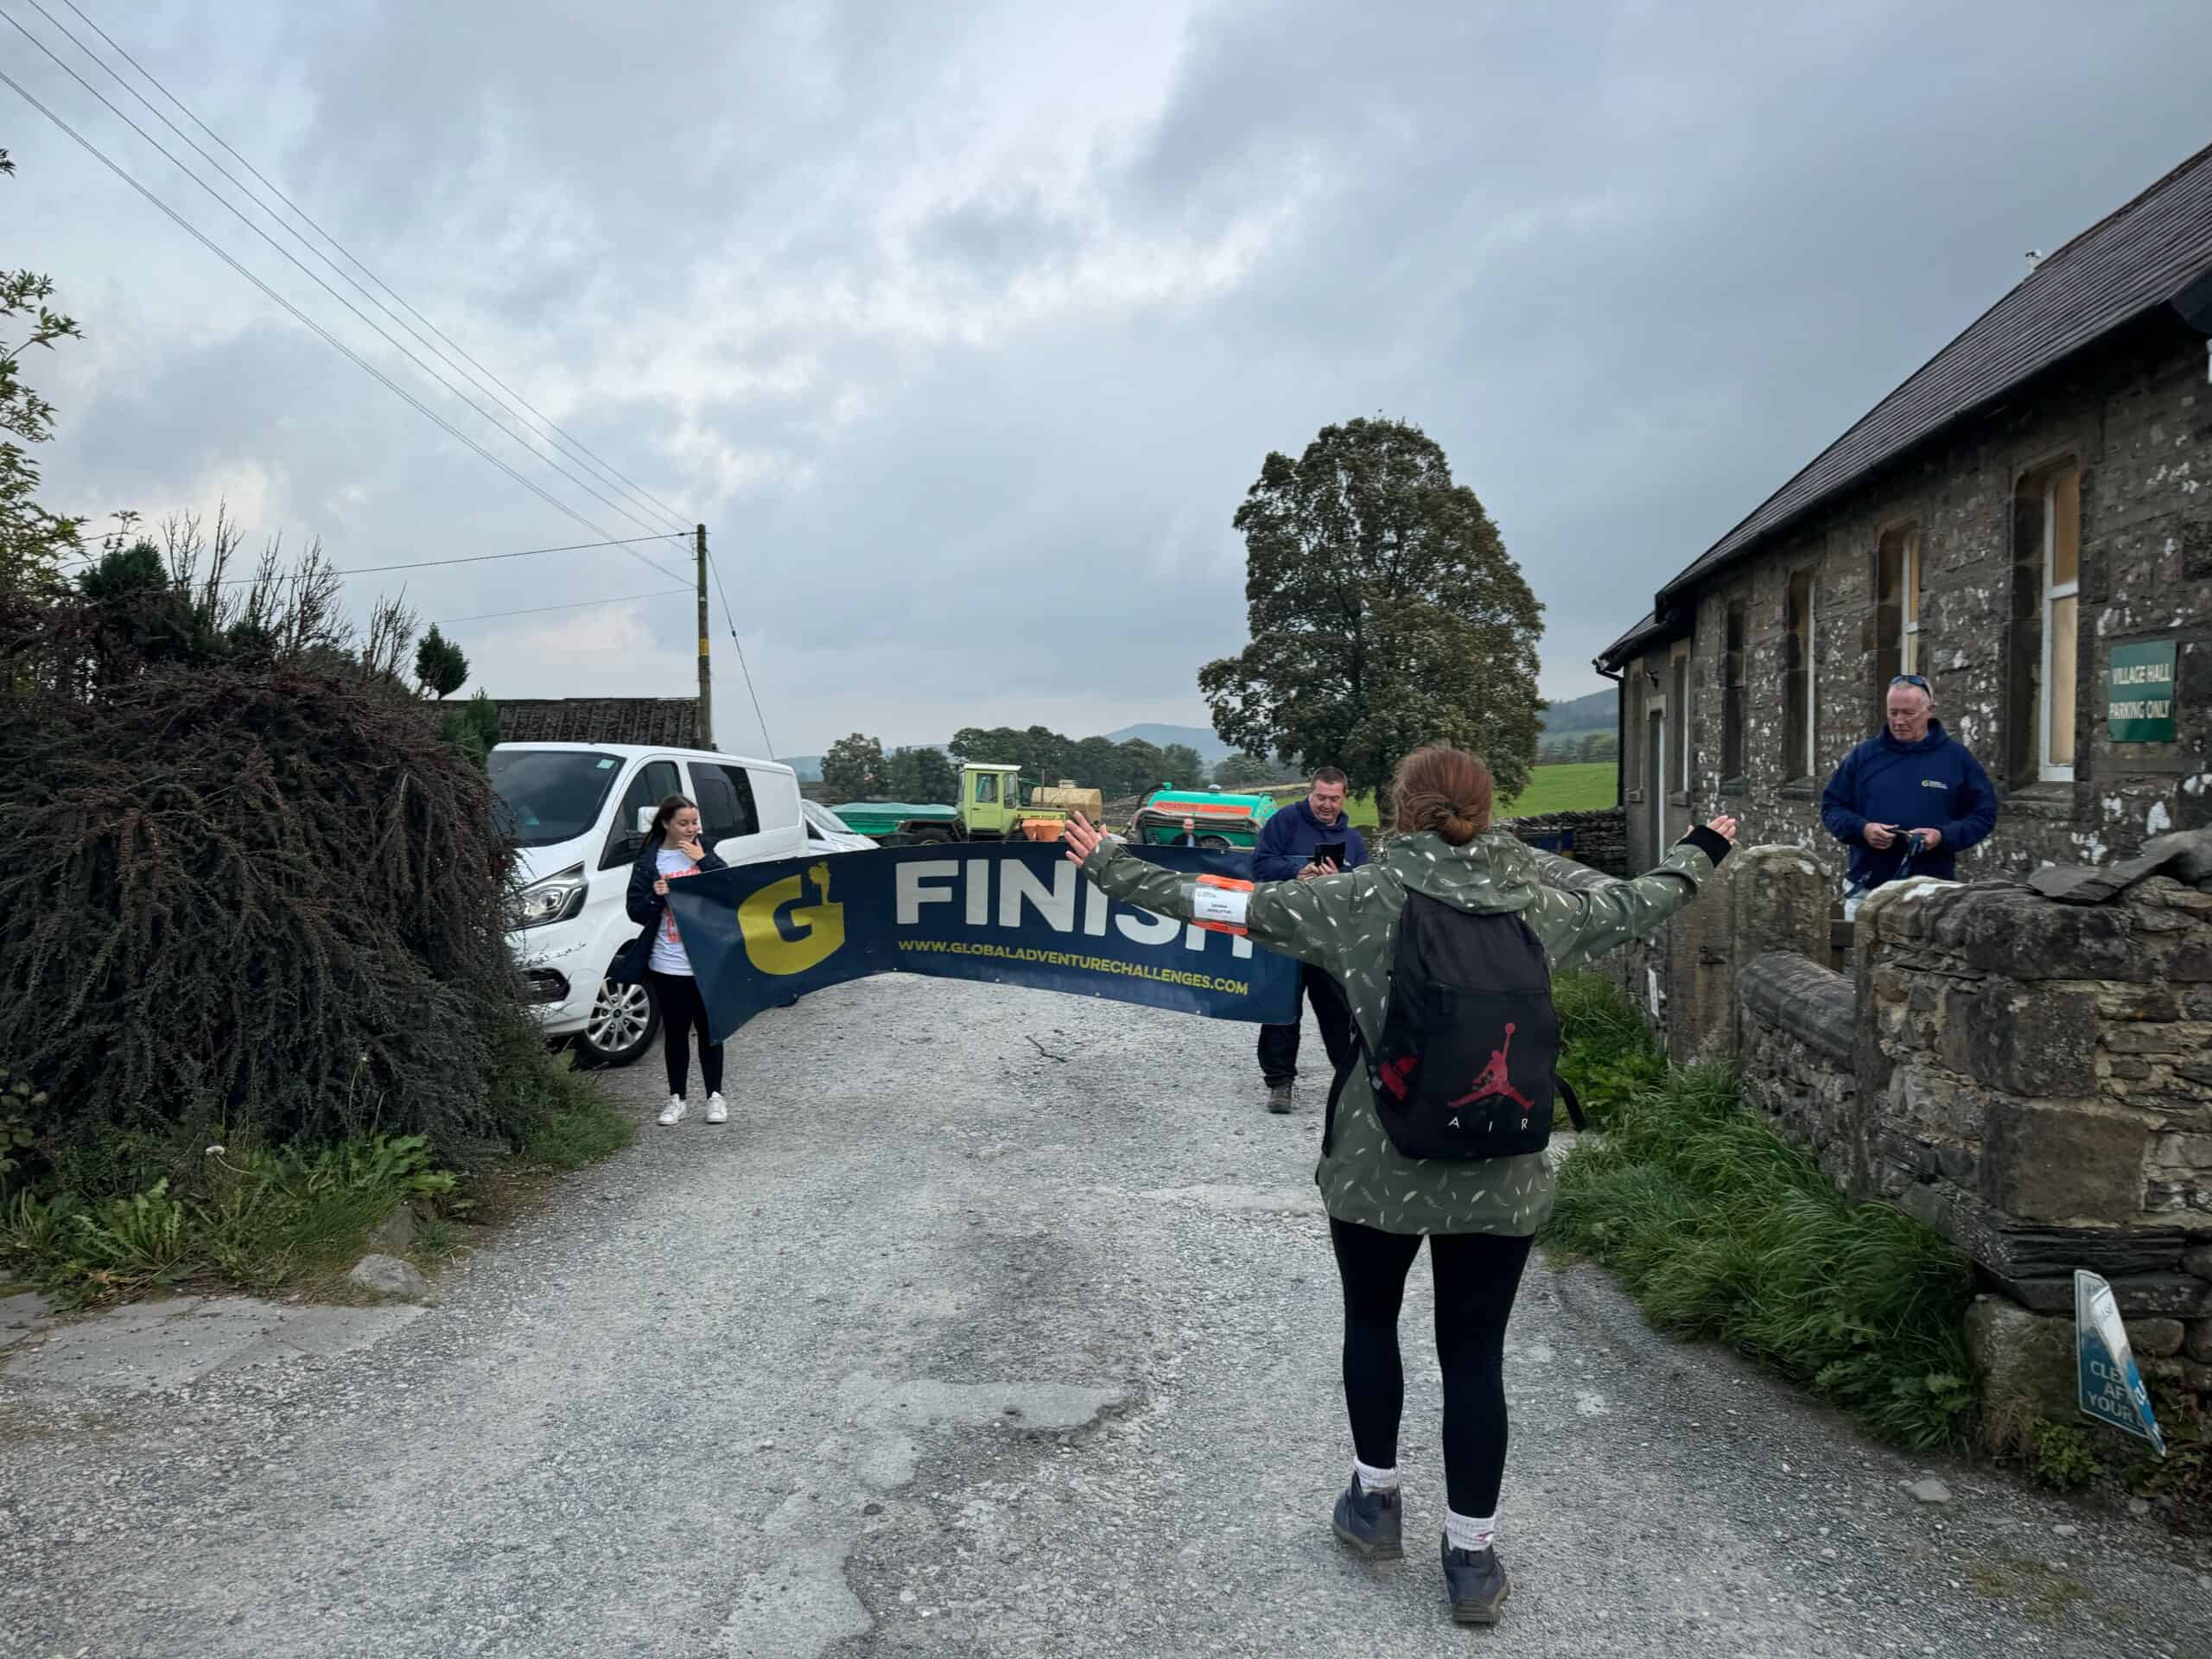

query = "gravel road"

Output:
[[3, 975, 2209, 1657]]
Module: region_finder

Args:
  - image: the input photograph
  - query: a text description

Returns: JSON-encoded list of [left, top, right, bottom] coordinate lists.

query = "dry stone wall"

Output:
[[1497, 808, 1627, 876], [1536, 837, 2212, 1414]]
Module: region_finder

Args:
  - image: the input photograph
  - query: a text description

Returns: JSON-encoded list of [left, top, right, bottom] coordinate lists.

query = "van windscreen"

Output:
[[489, 750, 625, 848]]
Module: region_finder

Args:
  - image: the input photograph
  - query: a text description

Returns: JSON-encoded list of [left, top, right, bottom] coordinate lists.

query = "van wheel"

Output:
[[575, 974, 659, 1067], [1198, 834, 1232, 852]]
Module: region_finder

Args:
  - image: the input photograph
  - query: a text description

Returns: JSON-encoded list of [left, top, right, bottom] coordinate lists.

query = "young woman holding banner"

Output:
[[624, 794, 730, 1128], [1063, 743, 1734, 1626]]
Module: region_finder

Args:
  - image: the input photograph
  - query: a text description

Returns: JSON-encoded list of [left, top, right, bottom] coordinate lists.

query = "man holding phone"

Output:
[[1251, 767, 1369, 1114], [1821, 673, 1999, 916]]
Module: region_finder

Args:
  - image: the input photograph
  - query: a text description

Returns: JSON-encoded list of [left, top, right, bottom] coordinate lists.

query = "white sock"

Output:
[[1352, 1459, 1399, 1494], [1444, 1508, 1497, 1553]]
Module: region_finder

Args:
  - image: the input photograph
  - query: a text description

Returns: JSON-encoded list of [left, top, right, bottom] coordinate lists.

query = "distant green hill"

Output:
[[1102, 723, 1233, 767], [1539, 688, 1616, 738]]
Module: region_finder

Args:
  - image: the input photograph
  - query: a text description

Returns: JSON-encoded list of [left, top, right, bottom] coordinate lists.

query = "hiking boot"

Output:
[[1441, 1537, 1510, 1625], [1331, 1475, 1402, 1560], [1266, 1082, 1294, 1115]]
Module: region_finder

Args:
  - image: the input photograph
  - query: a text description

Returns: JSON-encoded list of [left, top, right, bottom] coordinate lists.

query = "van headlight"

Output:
[[510, 864, 587, 931]]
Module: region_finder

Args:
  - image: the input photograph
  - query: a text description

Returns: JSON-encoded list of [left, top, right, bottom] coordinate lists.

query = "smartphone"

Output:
[[1313, 840, 1346, 869]]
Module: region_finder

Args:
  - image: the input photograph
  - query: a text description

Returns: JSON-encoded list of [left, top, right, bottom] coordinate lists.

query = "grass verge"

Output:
[[0, 1029, 632, 1310], [1542, 972, 1981, 1452]]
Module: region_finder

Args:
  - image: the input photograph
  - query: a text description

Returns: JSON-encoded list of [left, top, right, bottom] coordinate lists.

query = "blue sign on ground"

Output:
[[662, 841, 1303, 1046], [2075, 1270, 2165, 1455]]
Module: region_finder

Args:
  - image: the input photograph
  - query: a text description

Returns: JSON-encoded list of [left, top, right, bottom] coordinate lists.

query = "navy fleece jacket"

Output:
[[1819, 720, 1998, 890], [1253, 798, 1370, 882]]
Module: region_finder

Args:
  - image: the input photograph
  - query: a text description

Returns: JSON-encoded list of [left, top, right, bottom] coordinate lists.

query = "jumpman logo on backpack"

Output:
[[1446, 1023, 1534, 1113]]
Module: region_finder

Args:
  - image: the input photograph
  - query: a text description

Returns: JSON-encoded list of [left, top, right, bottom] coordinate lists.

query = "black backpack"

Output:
[[1325, 891, 1585, 1160]]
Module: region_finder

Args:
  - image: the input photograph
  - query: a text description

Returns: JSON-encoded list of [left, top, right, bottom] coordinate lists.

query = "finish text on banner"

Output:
[[659, 842, 1303, 1044]]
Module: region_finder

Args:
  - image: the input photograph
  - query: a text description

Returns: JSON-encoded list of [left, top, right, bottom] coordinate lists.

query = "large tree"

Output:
[[885, 744, 958, 804], [1214, 750, 1277, 788], [821, 732, 887, 801], [1160, 742, 1205, 789], [1198, 417, 1544, 817]]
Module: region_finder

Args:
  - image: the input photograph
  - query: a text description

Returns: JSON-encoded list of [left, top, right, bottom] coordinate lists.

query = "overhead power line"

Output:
[[0, 9, 676, 548], [229, 533, 686, 588], [42, 0, 692, 537], [0, 39, 684, 586], [56, 532, 683, 586], [434, 588, 690, 627], [703, 543, 775, 759]]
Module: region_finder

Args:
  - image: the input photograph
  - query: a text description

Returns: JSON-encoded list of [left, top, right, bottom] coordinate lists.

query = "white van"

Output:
[[493, 742, 841, 1066]]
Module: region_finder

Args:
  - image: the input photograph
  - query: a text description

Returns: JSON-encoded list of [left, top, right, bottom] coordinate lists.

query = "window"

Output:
[[1783, 570, 1817, 779], [488, 749, 625, 849], [692, 763, 760, 846], [1671, 646, 1691, 793], [1647, 708, 1666, 857], [1902, 529, 1923, 676], [1874, 523, 1923, 719], [600, 759, 681, 869], [1722, 600, 1746, 779], [2042, 467, 2081, 779], [2006, 459, 2083, 786], [974, 772, 1000, 805]]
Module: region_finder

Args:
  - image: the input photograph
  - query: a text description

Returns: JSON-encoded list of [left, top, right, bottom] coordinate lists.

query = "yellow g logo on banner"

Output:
[[738, 861, 847, 976]]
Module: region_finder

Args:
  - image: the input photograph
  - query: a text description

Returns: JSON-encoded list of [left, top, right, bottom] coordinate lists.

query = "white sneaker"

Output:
[[704, 1093, 728, 1125], [658, 1096, 687, 1127]]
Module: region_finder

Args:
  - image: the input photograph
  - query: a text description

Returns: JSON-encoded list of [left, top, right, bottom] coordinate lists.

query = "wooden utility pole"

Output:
[[696, 523, 714, 749]]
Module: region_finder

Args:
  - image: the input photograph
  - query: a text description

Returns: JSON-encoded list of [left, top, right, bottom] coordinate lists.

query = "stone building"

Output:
[[1599, 143, 2212, 882]]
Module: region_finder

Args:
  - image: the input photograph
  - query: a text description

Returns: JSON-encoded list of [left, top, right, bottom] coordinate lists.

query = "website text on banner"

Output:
[[660, 842, 1305, 1045]]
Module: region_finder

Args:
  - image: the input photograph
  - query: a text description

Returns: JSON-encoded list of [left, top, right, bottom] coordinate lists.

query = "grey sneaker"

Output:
[[1332, 1476, 1402, 1560], [1266, 1082, 1294, 1115], [1442, 1537, 1510, 1624]]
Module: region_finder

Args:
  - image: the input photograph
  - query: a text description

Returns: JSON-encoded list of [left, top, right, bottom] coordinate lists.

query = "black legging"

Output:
[[1329, 1217, 1535, 1517], [649, 971, 724, 1098]]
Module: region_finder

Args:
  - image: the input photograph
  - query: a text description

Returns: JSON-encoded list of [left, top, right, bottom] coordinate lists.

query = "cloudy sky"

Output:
[[10, 0, 2206, 757]]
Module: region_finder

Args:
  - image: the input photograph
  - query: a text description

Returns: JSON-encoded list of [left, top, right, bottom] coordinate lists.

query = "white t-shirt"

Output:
[[649, 846, 700, 976]]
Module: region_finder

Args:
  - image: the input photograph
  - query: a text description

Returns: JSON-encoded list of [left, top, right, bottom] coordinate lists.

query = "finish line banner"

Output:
[[661, 842, 1301, 1045]]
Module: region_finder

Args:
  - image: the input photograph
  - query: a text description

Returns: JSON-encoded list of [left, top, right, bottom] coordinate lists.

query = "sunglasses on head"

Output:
[[1890, 674, 1931, 692]]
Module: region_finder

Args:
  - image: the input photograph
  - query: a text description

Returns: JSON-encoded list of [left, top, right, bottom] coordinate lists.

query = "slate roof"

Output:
[[1605, 142, 2212, 667], [490, 697, 701, 748]]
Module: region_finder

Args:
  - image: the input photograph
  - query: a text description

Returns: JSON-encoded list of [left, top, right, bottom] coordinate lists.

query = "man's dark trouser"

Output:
[[1258, 965, 1356, 1086]]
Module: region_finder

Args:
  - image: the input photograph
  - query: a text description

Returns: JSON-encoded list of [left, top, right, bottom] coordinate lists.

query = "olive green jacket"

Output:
[[1082, 829, 1720, 1236]]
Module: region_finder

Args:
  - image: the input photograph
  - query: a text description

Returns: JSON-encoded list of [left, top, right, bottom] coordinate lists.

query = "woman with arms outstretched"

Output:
[[1064, 742, 1734, 1626]]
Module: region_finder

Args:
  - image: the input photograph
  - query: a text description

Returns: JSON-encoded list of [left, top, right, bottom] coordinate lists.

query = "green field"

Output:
[[1263, 762, 1618, 829], [1497, 761, 1618, 817]]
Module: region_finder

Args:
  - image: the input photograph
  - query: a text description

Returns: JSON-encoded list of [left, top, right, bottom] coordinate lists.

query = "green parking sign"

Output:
[[2107, 640, 2177, 743]]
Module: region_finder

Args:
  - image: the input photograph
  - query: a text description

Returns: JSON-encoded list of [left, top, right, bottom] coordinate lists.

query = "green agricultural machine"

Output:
[[1126, 785, 1278, 850], [837, 764, 1103, 846]]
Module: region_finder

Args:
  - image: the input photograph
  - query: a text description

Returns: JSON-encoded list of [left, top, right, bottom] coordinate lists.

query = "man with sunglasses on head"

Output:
[[1821, 673, 1999, 916]]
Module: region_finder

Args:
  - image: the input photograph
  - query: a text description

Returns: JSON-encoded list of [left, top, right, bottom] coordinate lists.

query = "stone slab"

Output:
[[1897, 1181, 2190, 1278], [1965, 1294, 2075, 1419], [1986, 1270, 2212, 1318], [4, 1294, 426, 1395]]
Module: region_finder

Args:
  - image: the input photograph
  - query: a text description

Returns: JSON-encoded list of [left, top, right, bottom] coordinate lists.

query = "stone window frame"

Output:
[[2039, 466, 2082, 783], [1872, 518, 1923, 727], [1721, 595, 1748, 787], [1670, 640, 1692, 803], [1902, 527, 1923, 677], [2005, 451, 2084, 791], [1782, 567, 1820, 784]]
